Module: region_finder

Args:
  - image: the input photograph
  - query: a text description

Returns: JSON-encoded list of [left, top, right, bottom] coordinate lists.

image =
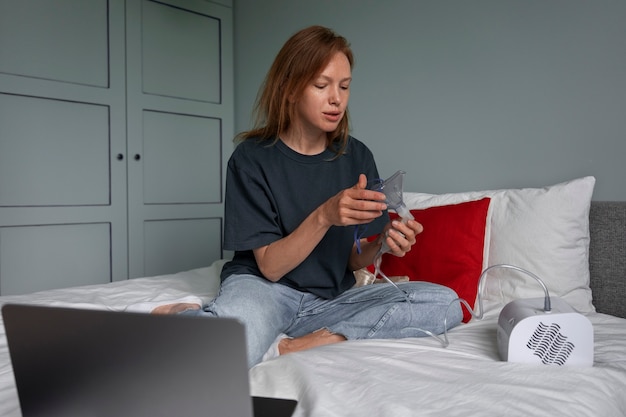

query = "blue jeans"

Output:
[[187, 274, 462, 368]]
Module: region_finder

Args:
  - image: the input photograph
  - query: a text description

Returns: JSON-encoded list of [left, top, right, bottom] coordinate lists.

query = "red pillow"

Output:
[[369, 198, 491, 322]]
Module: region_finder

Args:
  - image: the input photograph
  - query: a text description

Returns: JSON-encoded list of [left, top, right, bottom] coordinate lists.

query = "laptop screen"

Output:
[[3, 304, 257, 417]]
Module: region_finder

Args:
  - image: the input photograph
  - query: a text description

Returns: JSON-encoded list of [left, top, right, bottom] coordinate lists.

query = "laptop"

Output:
[[2, 304, 297, 417]]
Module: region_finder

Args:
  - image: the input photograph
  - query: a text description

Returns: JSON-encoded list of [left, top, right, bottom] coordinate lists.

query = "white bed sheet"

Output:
[[0, 262, 624, 417], [250, 311, 626, 417]]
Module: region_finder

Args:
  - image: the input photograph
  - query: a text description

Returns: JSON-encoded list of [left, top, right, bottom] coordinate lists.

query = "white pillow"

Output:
[[403, 176, 596, 314]]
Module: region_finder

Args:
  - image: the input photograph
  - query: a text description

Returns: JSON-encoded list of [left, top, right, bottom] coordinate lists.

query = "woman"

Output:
[[180, 25, 462, 367]]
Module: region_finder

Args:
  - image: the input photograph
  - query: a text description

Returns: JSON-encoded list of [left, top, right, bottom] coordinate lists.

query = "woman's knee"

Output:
[[209, 274, 276, 316], [207, 275, 299, 367], [398, 282, 463, 330], [400, 281, 459, 304]]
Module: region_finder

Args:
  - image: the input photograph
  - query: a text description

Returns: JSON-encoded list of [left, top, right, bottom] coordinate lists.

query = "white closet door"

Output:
[[0, 0, 127, 295], [0, 0, 233, 294], [126, 0, 234, 278]]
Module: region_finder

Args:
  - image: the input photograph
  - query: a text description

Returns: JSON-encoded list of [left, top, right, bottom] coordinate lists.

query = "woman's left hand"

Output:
[[381, 219, 423, 257]]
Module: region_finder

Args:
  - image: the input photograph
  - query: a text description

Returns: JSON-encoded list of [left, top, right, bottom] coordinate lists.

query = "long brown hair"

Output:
[[237, 26, 354, 155]]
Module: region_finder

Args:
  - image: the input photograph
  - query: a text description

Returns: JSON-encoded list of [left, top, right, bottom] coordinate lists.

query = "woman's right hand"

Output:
[[319, 174, 388, 228]]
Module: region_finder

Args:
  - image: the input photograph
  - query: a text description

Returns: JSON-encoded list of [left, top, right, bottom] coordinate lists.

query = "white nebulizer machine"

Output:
[[497, 292, 594, 366], [358, 171, 594, 367]]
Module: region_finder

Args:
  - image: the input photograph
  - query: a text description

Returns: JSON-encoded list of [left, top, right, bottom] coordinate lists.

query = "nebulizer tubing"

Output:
[[407, 263, 552, 348], [366, 170, 551, 312], [355, 171, 553, 347]]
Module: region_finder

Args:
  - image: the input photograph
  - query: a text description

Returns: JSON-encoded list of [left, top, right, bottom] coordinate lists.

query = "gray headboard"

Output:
[[589, 201, 626, 319]]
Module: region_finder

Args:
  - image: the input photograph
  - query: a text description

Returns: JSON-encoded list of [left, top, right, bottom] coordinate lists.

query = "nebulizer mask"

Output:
[[371, 170, 415, 223], [355, 170, 454, 342], [355, 170, 414, 293]]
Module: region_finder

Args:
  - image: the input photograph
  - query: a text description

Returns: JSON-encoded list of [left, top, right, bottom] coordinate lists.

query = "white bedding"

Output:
[[250, 313, 626, 417], [1, 262, 625, 417]]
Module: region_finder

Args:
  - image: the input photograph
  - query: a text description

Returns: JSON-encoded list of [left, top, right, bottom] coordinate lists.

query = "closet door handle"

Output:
[[116, 154, 124, 161], [134, 154, 141, 161]]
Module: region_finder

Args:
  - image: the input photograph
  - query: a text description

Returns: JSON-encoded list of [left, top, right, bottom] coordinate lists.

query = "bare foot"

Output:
[[151, 303, 201, 315], [278, 329, 346, 355]]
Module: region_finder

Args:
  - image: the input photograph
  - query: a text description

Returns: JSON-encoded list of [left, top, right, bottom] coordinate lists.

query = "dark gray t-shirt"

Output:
[[220, 136, 388, 299]]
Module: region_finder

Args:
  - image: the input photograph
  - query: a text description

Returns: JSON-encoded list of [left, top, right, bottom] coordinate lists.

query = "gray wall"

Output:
[[233, 0, 626, 200]]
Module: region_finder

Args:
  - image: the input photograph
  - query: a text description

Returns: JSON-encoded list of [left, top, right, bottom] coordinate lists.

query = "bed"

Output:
[[1, 176, 625, 417]]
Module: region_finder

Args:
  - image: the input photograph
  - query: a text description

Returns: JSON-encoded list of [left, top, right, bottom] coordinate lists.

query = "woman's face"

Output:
[[292, 52, 351, 142]]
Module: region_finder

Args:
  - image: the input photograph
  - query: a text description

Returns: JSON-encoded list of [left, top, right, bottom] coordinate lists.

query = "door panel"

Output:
[[0, 94, 110, 207], [143, 218, 222, 277], [142, 110, 222, 204], [0, 0, 109, 87], [141, 0, 221, 102], [0, 223, 111, 295]]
